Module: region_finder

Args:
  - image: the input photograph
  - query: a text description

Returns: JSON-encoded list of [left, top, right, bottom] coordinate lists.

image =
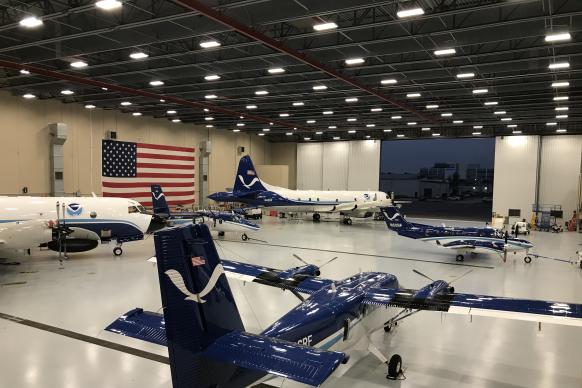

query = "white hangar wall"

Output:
[[493, 135, 582, 220], [0, 91, 272, 204], [296, 140, 381, 191]]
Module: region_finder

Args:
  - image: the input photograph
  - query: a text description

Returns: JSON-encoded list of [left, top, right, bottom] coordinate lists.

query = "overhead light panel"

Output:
[[501, 117, 512, 121], [255, 90, 269, 95], [286, 132, 293, 136], [70, 61, 88, 68], [407, 93, 421, 98], [512, 130, 522, 134], [323, 110, 333, 115], [236, 123, 245, 127], [172, 119, 181, 123], [345, 97, 358, 103], [149, 80, 164, 86], [546, 122, 557, 126], [345, 58, 365, 65], [200, 40, 220, 48], [507, 124, 517, 128], [381, 79, 397, 85], [494, 111, 506, 115], [432, 133, 440, 137], [167, 110, 176, 114], [383, 129, 392, 133], [397, 7, 424, 18], [456, 72, 475, 79], [391, 115, 402, 119], [434, 48, 456, 56], [313, 85, 328, 91], [19, 16, 43, 28], [484, 101, 498, 106], [421, 127, 431, 131], [366, 124, 376, 128], [348, 130, 356, 134], [426, 104, 439, 109], [371, 108, 382, 112], [205, 117, 214, 121], [120, 101, 132, 106], [555, 107, 569, 111], [472, 132, 482, 136], [20, 69, 30, 75], [279, 113, 289, 117], [316, 131, 323, 135], [556, 114, 568, 119], [262, 128, 270, 132], [129, 52, 148, 59], [85, 104, 96, 109], [132, 112, 142, 116], [554, 96, 568, 101], [23, 93, 37, 99], [407, 122, 416, 126], [60, 89, 74, 95], [472, 88, 488, 94], [551, 81, 569, 88], [397, 134, 405, 138], [95, 0, 122, 10], [292, 102, 304, 106], [205, 94, 217, 99], [246, 105, 257, 109], [313, 22, 338, 31], [473, 125, 483, 129], [258, 133, 266, 137], [233, 129, 240, 133], [549, 62, 569, 70], [556, 129, 567, 133], [453, 120, 464, 124], [347, 118, 357, 122], [545, 32, 571, 42], [333, 137, 341, 140], [307, 120, 316, 124], [441, 113, 452, 117], [204, 74, 221, 81], [268, 67, 285, 74]]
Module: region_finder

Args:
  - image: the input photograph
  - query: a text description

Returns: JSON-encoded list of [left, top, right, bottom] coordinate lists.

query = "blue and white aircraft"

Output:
[[208, 155, 391, 224], [151, 185, 259, 241], [0, 195, 159, 257], [106, 223, 582, 386], [381, 206, 534, 263]]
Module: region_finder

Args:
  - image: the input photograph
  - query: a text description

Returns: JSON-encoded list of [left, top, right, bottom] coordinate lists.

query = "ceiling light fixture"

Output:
[[95, 0, 122, 10], [441, 113, 452, 117], [472, 132, 482, 135], [132, 112, 142, 116], [279, 113, 290, 117], [484, 101, 498, 106], [553, 96, 568, 101], [434, 48, 456, 56], [391, 115, 402, 119], [129, 52, 148, 59], [551, 81, 569, 88], [456, 72, 475, 79], [381, 79, 397, 85], [432, 133, 441, 137], [167, 110, 176, 114], [307, 120, 316, 124], [200, 40, 220, 48], [426, 104, 439, 109], [421, 127, 431, 131], [407, 92, 421, 98], [348, 130, 356, 134], [85, 104, 96, 109], [233, 129, 240, 133], [453, 120, 464, 124], [255, 90, 268, 95], [366, 124, 376, 128], [313, 22, 338, 31], [292, 102, 304, 106], [19, 16, 43, 28], [204, 74, 221, 81], [472, 88, 488, 94], [149, 80, 164, 86], [473, 125, 483, 129], [20, 69, 30, 75], [371, 108, 382, 112], [347, 118, 357, 122], [397, 7, 424, 18], [494, 111, 506, 115], [120, 101, 132, 106], [172, 119, 181, 123], [556, 114, 568, 119], [546, 122, 557, 126], [205, 94, 217, 99], [556, 129, 567, 133], [60, 90, 74, 95], [345, 97, 358, 103], [70, 61, 88, 68], [545, 32, 571, 42], [501, 117, 512, 121], [313, 85, 328, 91], [345, 58, 365, 65], [555, 107, 569, 111], [246, 105, 257, 109], [549, 62, 570, 69], [323, 110, 333, 115], [268, 67, 285, 74]]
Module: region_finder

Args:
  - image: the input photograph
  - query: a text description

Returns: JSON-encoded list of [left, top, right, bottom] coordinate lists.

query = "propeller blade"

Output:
[[412, 269, 435, 282], [449, 269, 474, 285], [292, 254, 310, 266], [320, 256, 339, 269]]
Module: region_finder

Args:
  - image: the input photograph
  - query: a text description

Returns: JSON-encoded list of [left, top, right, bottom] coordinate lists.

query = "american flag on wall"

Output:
[[101, 139, 196, 207]]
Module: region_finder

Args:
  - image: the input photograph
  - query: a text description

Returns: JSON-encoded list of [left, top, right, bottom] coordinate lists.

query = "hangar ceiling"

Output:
[[0, 0, 580, 142]]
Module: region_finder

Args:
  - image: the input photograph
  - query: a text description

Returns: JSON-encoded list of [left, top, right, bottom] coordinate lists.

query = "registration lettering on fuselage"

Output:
[[297, 335, 312, 346]]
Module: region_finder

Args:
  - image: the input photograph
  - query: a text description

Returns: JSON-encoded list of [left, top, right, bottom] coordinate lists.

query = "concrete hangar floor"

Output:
[[1, 216, 581, 388]]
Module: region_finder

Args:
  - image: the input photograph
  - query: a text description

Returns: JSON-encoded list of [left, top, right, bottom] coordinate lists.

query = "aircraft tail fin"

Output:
[[151, 185, 171, 217], [233, 155, 267, 193], [380, 206, 412, 231], [154, 224, 247, 387]]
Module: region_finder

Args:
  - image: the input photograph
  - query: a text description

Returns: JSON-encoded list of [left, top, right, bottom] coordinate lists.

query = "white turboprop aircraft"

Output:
[[0, 196, 157, 257], [208, 155, 392, 224]]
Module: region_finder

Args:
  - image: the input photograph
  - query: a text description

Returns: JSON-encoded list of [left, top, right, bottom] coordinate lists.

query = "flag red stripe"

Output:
[[102, 181, 194, 188], [137, 152, 195, 161], [140, 199, 195, 206], [103, 190, 194, 198], [136, 172, 195, 178], [137, 162, 194, 170], [137, 143, 195, 153]]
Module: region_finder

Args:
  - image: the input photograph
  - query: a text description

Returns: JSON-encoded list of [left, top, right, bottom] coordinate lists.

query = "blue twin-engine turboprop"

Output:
[[380, 206, 534, 263], [150, 184, 259, 240], [106, 224, 582, 387]]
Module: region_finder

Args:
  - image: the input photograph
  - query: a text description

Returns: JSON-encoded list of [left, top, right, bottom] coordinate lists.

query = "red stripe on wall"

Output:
[[140, 199, 196, 206], [137, 153, 195, 161], [137, 143, 195, 153], [102, 182, 194, 188], [102, 190, 195, 198], [136, 162, 194, 170], [136, 173, 195, 179]]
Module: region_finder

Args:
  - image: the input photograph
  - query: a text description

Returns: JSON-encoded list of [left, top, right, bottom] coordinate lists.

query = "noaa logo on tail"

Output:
[[165, 258, 225, 304], [66, 203, 83, 216]]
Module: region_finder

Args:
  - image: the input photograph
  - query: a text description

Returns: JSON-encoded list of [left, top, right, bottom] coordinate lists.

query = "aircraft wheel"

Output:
[[579, 261, 582, 269], [241, 233, 248, 241], [386, 354, 402, 379], [383, 323, 392, 333], [345, 218, 352, 225], [524, 256, 532, 264], [455, 254, 464, 262], [113, 247, 123, 256], [218, 231, 225, 237], [313, 213, 321, 222]]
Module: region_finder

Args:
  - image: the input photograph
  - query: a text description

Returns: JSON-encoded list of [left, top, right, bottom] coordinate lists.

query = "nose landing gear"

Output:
[[113, 245, 123, 256]]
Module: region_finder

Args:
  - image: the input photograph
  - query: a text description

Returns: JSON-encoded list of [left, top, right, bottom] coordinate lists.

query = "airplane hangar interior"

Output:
[[1, 0, 582, 387]]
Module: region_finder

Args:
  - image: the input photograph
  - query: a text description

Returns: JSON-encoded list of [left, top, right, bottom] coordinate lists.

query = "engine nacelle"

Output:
[[413, 280, 452, 300], [47, 238, 99, 253], [0, 220, 53, 250], [279, 264, 321, 278]]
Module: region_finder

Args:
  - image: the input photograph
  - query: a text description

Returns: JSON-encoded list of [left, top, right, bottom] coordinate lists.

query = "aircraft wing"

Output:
[[363, 287, 582, 327], [205, 331, 346, 386], [105, 308, 167, 346], [222, 259, 333, 295], [320, 200, 388, 214]]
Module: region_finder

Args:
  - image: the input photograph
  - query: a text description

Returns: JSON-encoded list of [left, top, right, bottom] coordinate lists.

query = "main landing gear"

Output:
[[312, 213, 321, 222], [387, 354, 403, 380], [342, 217, 352, 225], [241, 233, 248, 241], [113, 244, 123, 256], [455, 254, 464, 262]]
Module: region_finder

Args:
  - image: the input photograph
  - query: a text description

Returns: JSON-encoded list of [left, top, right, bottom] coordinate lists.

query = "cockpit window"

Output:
[[128, 206, 145, 214]]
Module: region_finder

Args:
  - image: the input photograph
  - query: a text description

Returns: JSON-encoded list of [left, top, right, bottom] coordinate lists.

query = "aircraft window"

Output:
[[336, 199, 339, 203], [354, 197, 357, 201], [309, 198, 311, 201], [136, 205, 146, 213], [317, 198, 320, 201], [128, 206, 139, 213]]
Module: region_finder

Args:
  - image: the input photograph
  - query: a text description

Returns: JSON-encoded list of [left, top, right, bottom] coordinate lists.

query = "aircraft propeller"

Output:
[[412, 268, 474, 293]]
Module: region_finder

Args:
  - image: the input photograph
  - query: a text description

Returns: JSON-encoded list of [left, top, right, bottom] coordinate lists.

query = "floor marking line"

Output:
[[221, 240, 495, 269], [0, 311, 169, 364]]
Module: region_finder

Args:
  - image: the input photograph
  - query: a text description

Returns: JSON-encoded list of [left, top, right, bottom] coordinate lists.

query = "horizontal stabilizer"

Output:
[[105, 308, 166, 346], [204, 331, 347, 387]]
